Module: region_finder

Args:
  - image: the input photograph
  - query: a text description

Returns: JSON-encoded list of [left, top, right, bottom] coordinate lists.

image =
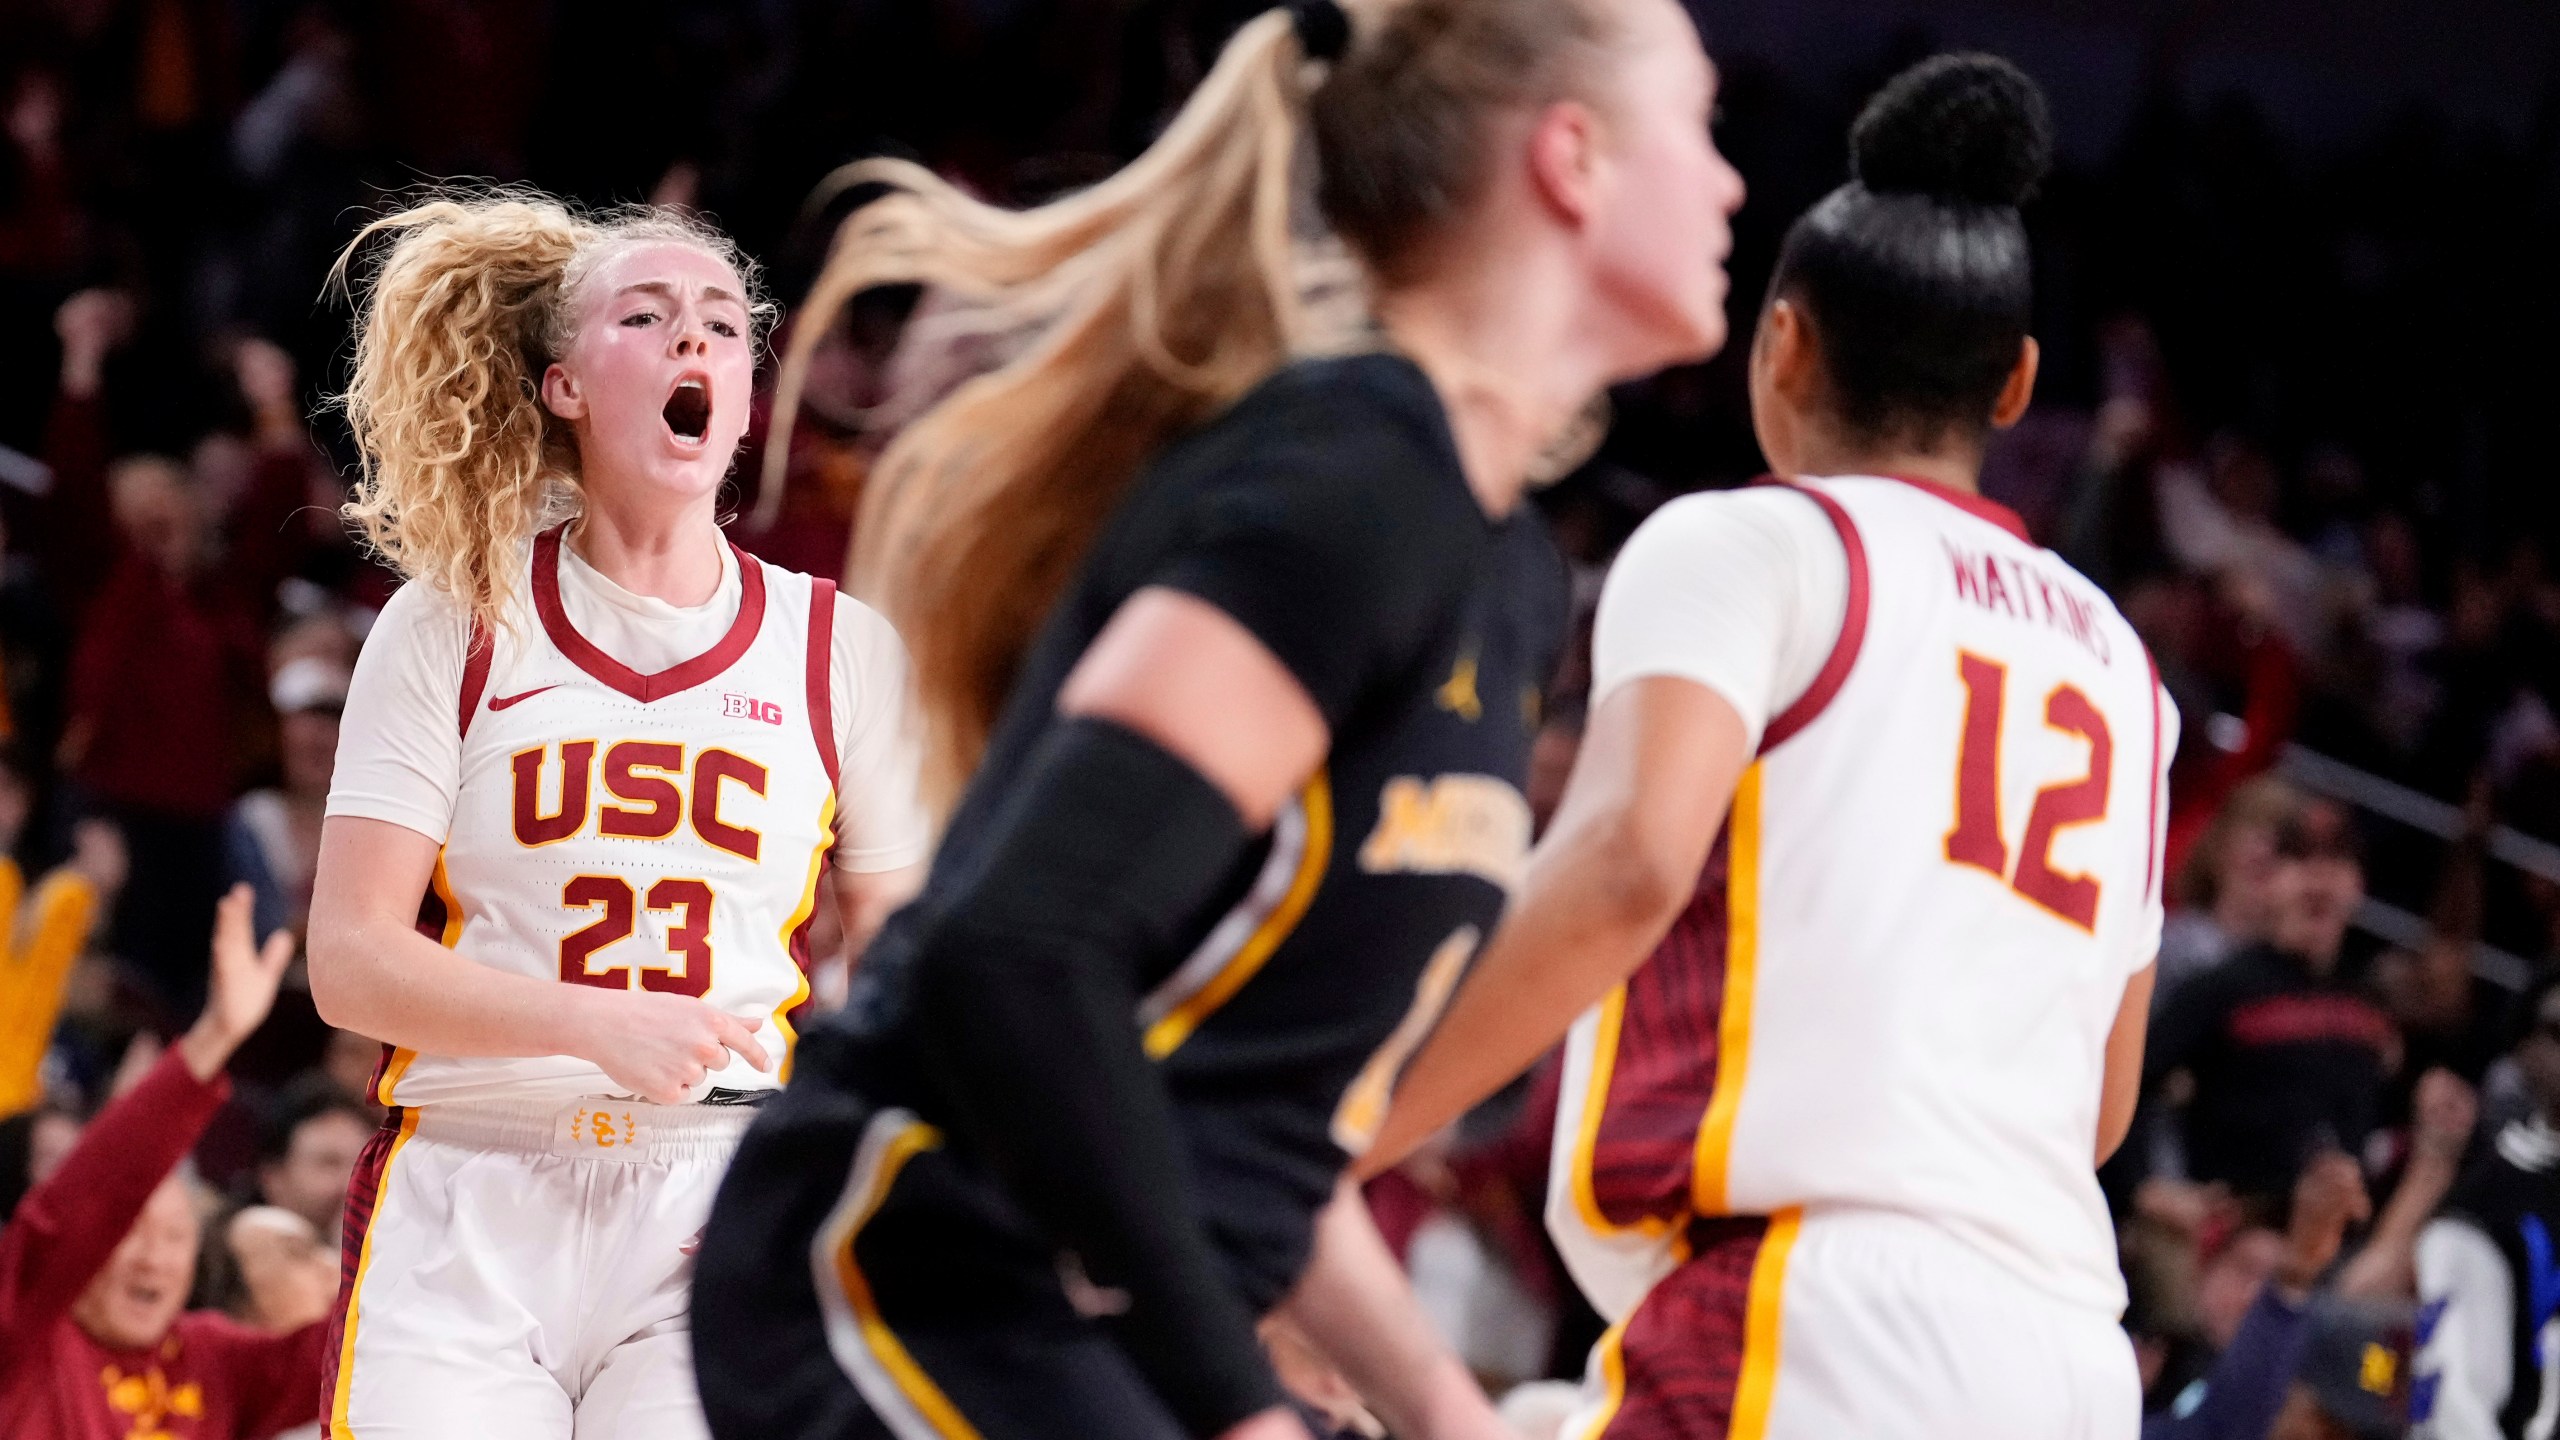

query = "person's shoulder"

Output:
[[1190, 352, 1461, 496], [727, 547, 839, 627], [827, 591, 910, 671], [372, 574, 471, 633], [1146, 352, 1485, 573], [355, 579, 478, 672], [1241, 351, 1445, 433], [1639, 483, 1842, 546], [2167, 944, 2266, 1003], [1611, 485, 1842, 589]]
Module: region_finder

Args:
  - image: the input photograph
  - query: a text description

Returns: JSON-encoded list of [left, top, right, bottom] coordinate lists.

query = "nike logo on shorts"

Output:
[[488, 685, 560, 711]]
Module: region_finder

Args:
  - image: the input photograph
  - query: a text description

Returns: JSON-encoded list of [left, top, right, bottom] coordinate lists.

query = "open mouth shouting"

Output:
[[663, 374, 712, 447]]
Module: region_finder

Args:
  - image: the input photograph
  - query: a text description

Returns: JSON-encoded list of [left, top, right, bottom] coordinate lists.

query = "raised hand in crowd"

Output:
[[230, 336, 303, 454], [175, 884, 299, 1084], [63, 817, 127, 896], [2275, 1152, 2370, 1301], [2411, 1066, 2480, 1167], [52, 288, 134, 401], [0, 882, 329, 1438], [2337, 1067, 2479, 1300]]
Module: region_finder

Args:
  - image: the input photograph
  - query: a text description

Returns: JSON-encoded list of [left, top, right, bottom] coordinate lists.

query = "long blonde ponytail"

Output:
[[774, 11, 1323, 815], [333, 190, 766, 634], [780, 0, 1621, 816]]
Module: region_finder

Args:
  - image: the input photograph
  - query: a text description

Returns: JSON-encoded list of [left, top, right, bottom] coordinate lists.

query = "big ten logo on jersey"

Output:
[[511, 740, 767, 861], [1358, 774, 1533, 891], [722, 693, 783, 724]]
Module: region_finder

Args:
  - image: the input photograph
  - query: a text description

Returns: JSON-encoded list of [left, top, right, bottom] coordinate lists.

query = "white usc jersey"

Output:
[[375, 529, 846, 1108], [1550, 475, 2175, 1319]]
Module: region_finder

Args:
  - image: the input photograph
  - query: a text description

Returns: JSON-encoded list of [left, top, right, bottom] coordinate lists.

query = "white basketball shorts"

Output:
[[1562, 1207, 2140, 1440], [320, 1097, 751, 1439]]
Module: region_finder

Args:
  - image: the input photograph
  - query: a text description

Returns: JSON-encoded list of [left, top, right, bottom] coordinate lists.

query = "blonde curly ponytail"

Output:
[[332, 189, 767, 633]]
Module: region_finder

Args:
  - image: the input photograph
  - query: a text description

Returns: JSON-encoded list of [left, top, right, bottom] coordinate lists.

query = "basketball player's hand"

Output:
[[1263, 1316, 1384, 1437], [576, 991, 772, 1104], [177, 884, 299, 1082], [1214, 1407, 1315, 1440]]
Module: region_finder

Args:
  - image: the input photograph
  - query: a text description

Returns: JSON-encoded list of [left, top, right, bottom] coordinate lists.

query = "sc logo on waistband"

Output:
[[570, 1107, 640, 1149]]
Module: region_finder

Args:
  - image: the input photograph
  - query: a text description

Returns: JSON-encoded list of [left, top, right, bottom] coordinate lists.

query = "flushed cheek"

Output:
[[603, 352, 674, 419], [711, 381, 747, 448], [711, 367, 756, 446]]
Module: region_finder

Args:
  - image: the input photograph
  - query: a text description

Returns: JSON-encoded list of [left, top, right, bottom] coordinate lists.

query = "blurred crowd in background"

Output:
[[3, 1, 2559, 1437]]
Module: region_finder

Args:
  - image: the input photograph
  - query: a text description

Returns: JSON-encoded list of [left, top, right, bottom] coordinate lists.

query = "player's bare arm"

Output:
[[308, 814, 768, 1105], [1057, 587, 1329, 827], [2096, 962, 2154, 1164], [1269, 1178, 1514, 1440], [1358, 673, 1751, 1177], [832, 862, 923, 961]]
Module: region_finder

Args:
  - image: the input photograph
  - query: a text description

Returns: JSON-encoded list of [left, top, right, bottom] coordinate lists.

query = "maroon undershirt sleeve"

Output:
[[0, 1049, 228, 1353]]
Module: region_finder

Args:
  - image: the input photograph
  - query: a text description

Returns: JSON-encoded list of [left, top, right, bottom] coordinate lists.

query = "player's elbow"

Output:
[[302, 915, 372, 1031], [1583, 813, 1693, 931]]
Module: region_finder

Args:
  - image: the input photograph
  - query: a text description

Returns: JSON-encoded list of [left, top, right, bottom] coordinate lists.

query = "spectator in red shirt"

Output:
[[0, 884, 322, 1440]]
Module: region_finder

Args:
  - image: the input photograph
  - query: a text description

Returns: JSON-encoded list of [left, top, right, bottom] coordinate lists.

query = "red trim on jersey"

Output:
[[806, 579, 840, 791], [1874, 472, 2033, 542], [456, 619, 493, 738], [530, 525, 769, 702], [1756, 482, 1869, 753]]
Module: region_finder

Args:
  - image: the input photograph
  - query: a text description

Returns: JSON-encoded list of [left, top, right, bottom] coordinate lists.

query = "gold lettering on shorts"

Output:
[[1359, 775, 1531, 890]]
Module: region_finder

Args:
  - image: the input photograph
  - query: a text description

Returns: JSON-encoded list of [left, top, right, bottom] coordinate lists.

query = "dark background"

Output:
[[9, 0, 2559, 521]]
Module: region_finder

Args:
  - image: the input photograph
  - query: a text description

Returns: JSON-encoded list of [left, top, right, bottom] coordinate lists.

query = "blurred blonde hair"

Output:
[[331, 189, 769, 635], [774, 0, 1620, 815]]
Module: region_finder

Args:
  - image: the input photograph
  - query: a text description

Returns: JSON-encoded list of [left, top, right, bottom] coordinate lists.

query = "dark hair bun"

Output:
[[1850, 53, 2053, 208]]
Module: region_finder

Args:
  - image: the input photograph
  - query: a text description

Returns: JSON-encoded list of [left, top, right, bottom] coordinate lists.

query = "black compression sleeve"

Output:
[[905, 717, 1284, 1437]]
